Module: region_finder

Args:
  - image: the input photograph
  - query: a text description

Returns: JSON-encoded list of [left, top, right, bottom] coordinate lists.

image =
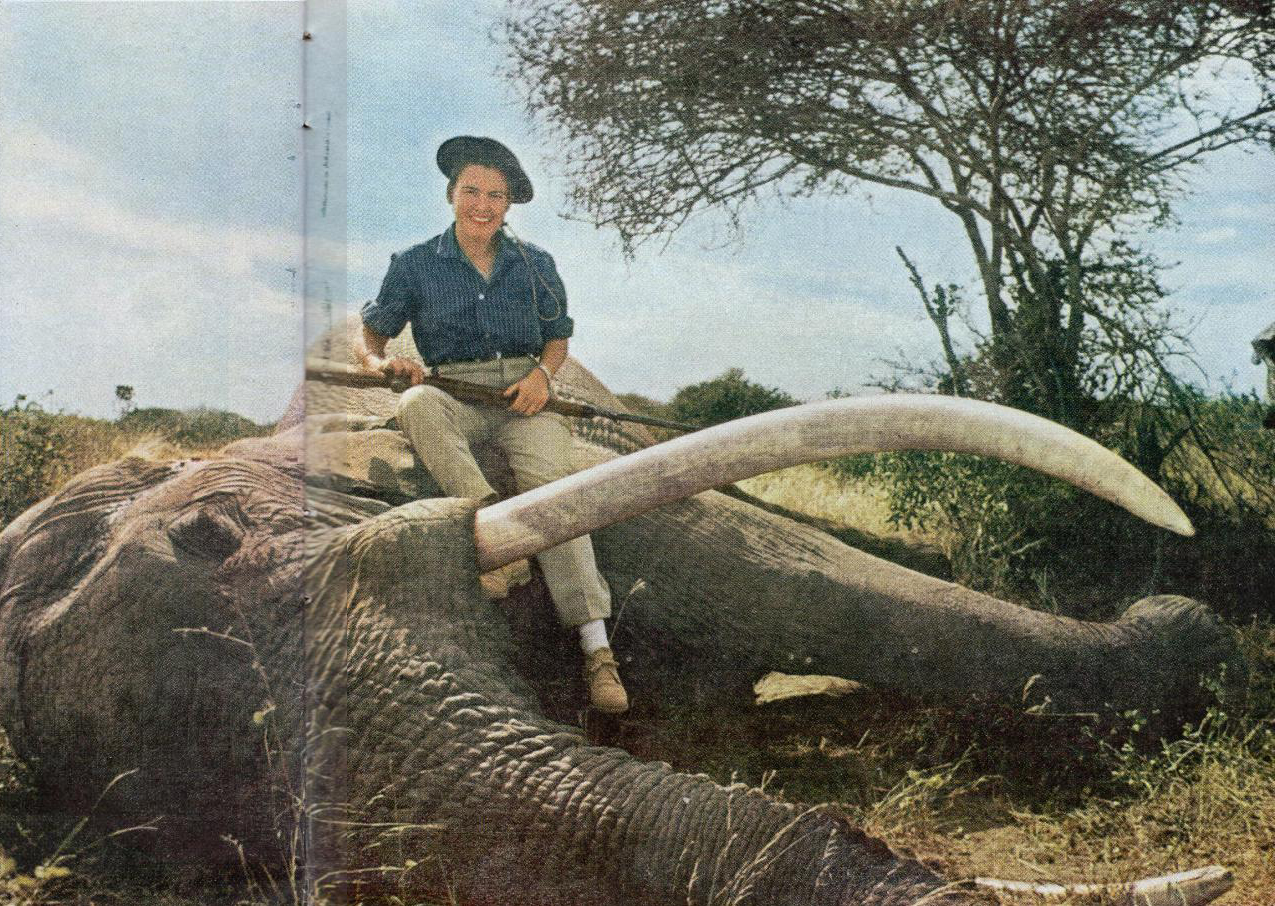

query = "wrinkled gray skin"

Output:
[[0, 328, 1241, 905]]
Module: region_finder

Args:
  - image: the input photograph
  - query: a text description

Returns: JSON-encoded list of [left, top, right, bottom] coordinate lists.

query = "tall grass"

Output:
[[1, 399, 122, 527], [814, 395, 1274, 621], [117, 407, 271, 451], [736, 464, 916, 540]]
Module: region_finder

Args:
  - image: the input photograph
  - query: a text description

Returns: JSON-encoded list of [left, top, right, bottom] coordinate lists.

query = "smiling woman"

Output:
[[353, 135, 631, 714], [448, 165, 513, 277]]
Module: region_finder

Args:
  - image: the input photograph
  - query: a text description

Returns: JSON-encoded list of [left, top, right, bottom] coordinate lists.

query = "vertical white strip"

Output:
[[303, 0, 348, 365], [301, 0, 347, 897]]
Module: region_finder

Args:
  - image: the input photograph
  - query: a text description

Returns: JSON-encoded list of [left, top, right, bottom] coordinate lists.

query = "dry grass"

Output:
[[937, 762, 1275, 901], [28, 416, 132, 487], [736, 464, 917, 540], [622, 623, 1275, 903], [0, 405, 263, 533]]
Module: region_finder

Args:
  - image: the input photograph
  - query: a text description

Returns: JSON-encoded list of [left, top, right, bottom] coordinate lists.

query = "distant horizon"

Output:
[[14, 363, 1272, 429], [3, 1, 1270, 424]]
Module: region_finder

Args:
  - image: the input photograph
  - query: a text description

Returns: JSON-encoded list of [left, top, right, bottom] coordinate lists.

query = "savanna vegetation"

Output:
[[623, 370, 1275, 903], [0, 396, 271, 529], [6, 1, 1266, 901], [5, 6, 1274, 892]]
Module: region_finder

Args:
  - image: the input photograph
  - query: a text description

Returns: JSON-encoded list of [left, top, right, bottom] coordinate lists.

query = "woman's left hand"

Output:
[[503, 368, 551, 415]]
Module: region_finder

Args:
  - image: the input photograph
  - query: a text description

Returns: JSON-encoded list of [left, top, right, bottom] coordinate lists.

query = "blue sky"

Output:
[[3, 0, 1271, 423]]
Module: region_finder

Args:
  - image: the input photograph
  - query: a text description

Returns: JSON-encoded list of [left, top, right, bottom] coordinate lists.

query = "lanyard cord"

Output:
[[501, 225, 565, 322]]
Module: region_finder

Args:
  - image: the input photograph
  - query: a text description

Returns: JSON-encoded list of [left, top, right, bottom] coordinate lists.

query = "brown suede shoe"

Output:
[[583, 647, 629, 714]]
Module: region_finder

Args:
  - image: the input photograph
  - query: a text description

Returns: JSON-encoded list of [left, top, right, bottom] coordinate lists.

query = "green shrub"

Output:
[[118, 406, 269, 449], [1, 399, 271, 533], [615, 392, 673, 420], [0, 397, 73, 528], [669, 368, 796, 427], [830, 451, 1082, 606], [829, 393, 1275, 620]]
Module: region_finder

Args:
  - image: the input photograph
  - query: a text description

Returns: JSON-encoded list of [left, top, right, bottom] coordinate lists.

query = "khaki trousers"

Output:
[[396, 357, 611, 628]]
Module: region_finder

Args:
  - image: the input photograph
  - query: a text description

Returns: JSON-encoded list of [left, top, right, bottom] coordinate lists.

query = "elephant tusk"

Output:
[[973, 864, 1233, 906], [473, 395, 1194, 571]]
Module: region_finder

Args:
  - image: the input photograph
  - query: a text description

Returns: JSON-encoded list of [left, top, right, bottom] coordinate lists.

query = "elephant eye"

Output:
[[167, 507, 245, 561]]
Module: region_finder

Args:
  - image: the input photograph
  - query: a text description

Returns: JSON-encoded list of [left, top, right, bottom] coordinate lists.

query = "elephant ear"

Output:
[[0, 457, 182, 621]]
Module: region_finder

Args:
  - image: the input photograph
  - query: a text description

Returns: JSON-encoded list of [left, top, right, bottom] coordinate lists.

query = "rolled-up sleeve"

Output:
[[360, 253, 412, 339], [534, 251, 574, 340]]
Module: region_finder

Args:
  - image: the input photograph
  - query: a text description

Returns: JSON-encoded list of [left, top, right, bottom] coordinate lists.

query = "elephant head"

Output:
[[0, 323, 1241, 905]]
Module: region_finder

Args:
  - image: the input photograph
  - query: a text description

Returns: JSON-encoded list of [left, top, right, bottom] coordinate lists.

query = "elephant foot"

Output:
[[1114, 595, 1245, 733]]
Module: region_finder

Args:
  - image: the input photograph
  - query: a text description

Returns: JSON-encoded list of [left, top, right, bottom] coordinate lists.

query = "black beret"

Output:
[[436, 136, 533, 204]]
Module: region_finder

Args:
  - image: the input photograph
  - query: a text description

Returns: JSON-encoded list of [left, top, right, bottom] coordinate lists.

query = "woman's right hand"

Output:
[[365, 354, 426, 386]]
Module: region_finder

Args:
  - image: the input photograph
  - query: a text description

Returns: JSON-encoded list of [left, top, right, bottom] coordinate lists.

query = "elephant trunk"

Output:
[[428, 748, 980, 906], [592, 494, 1238, 722], [469, 394, 1233, 720]]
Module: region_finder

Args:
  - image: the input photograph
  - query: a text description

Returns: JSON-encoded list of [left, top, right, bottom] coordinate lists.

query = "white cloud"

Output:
[[1215, 202, 1275, 222], [5, 0, 1270, 425], [548, 238, 941, 401], [2, 123, 304, 422], [3, 121, 89, 176], [4, 123, 302, 294], [1194, 227, 1239, 245]]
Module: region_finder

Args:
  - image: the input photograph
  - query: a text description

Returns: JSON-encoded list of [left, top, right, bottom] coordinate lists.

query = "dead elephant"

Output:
[[0, 332, 1242, 905]]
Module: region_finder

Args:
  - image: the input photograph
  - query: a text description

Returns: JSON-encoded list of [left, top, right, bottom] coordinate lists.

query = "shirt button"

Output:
[[478, 293, 485, 300]]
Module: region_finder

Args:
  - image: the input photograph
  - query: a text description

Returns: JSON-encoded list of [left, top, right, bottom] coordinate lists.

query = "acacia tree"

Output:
[[506, 0, 1274, 434]]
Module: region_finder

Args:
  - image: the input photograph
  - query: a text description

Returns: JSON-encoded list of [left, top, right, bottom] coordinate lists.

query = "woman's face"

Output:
[[450, 163, 511, 249]]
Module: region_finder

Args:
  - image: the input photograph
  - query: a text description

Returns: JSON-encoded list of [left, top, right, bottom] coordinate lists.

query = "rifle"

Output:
[[304, 360, 699, 434]]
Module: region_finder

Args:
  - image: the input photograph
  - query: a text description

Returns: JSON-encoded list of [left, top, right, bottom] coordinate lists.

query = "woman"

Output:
[[357, 136, 628, 713]]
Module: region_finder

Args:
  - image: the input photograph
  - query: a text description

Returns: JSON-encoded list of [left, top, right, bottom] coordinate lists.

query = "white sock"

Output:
[[578, 619, 609, 654]]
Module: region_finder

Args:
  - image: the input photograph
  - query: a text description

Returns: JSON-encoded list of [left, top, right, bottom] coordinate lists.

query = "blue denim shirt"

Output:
[[361, 225, 574, 365]]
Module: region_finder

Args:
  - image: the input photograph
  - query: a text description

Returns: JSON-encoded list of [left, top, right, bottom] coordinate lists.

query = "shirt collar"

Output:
[[436, 224, 461, 258], [436, 224, 520, 262]]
